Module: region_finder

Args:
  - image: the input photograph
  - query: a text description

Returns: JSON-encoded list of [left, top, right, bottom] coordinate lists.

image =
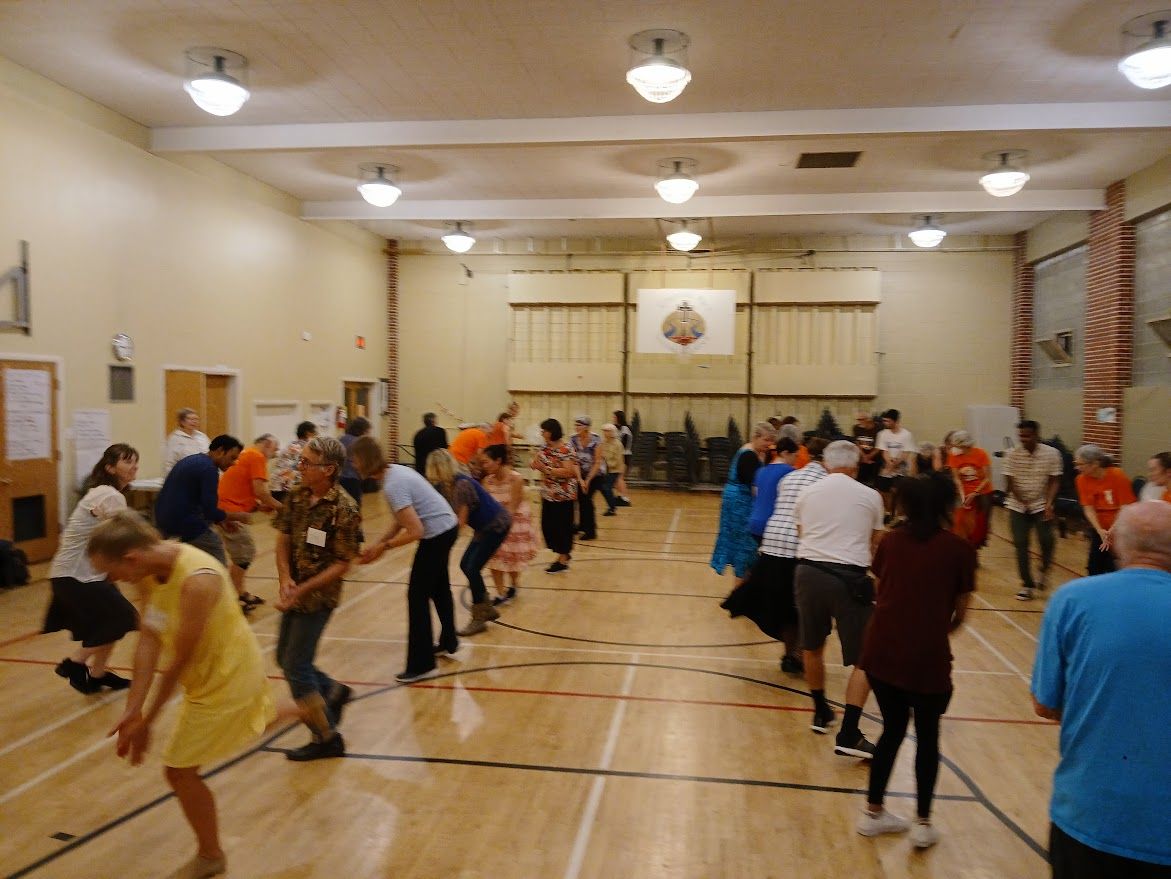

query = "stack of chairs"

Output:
[[664, 432, 692, 487], [632, 431, 662, 481], [706, 436, 732, 484]]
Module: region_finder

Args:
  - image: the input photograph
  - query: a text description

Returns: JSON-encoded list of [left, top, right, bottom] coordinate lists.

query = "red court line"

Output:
[[0, 630, 40, 650], [0, 656, 1056, 726]]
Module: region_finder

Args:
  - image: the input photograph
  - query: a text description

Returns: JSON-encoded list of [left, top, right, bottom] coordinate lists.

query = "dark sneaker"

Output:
[[602, 509, 616, 517], [492, 587, 517, 607], [780, 654, 804, 675], [55, 658, 82, 678], [94, 671, 131, 691], [580, 533, 597, 541], [286, 733, 345, 762], [810, 704, 836, 734], [326, 684, 354, 725], [1016, 586, 1034, 601], [615, 497, 632, 507], [57, 658, 99, 694], [395, 667, 439, 684], [834, 733, 877, 759], [545, 561, 569, 574]]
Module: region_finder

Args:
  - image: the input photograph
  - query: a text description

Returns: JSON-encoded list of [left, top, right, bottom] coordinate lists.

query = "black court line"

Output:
[[492, 620, 776, 649], [514, 583, 723, 600], [531, 555, 713, 568], [4, 660, 1046, 878], [258, 746, 980, 803]]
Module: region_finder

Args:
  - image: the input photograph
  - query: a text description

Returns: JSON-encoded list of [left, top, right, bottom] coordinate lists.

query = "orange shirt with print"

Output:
[[947, 447, 993, 498], [485, 421, 510, 446], [794, 445, 811, 469], [218, 447, 268, 512], [449, 428, 489, 465], [1076, 467, 1136, 530]]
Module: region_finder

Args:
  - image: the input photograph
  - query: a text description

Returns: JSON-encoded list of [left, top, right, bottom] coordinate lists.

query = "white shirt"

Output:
[[163, 428, 210, 476], [1141, 482, 1166, 502], [794, 473, 884, 568], [1002, 442, 1064, 513], [49, 485, 127, 581], [876, 427, 915, 476]]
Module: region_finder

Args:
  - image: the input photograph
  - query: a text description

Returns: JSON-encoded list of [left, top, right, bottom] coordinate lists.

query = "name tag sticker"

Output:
[[306, 527, 327, 547]]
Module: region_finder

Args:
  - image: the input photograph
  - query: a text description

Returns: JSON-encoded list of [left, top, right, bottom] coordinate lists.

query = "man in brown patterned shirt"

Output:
[[272, 436, 362, 761]]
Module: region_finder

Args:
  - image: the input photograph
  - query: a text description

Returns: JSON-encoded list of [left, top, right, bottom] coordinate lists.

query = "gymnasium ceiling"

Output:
[[3, 0, 1171, 246]]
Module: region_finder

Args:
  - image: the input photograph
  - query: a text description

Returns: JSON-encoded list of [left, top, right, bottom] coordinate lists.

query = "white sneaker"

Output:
[[910, 821, 940, 848], [856, 809, 911, 837]]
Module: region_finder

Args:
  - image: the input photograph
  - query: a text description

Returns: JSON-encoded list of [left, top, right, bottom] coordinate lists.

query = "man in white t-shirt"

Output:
[[875, 408, 914, 516], [793, 440, 885, 758], [163, 408, 211, 476]]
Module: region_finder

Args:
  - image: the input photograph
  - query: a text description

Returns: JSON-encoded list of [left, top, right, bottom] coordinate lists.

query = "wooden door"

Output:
[[0, 360, 59, 562], [164, 370, 204, 437], [204, 375, 230, 438], [343, 381, 371, 421]]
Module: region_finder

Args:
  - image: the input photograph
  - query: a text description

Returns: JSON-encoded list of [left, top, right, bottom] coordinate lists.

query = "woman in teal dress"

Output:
[[710, 422, 777, 583]]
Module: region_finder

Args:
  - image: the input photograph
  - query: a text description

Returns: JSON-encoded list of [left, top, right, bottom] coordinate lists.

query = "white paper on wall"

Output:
[[73, 409, 111, 487], [5, 369, 51, 461], [635, 289, 736, 355]]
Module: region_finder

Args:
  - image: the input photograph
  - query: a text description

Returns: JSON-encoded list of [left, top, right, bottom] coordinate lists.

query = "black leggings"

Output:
[[866, 674, 952, 819], [404, 527, 459, 673]]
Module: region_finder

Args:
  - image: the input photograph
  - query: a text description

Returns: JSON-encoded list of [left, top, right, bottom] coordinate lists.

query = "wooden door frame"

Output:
[[339, 376, 380, 421], [160, 364, 241, 438], [0, 352, 67, 528]]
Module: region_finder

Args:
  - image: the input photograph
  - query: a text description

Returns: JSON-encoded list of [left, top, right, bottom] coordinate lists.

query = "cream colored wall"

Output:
[[1025, 212, 1090, 263], [1023, 389, 1083, 448], [397, 244, 1014, 448], [1122, 387, 1171, 476], [0, 58, 387, 485]]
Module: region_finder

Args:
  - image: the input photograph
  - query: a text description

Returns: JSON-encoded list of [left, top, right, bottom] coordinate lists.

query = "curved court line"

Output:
[[4, 660, 1047, 879], [492, 620, 776, 649]]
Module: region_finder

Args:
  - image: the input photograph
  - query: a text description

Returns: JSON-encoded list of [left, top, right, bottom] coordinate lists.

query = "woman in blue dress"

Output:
[[711, 422, 777, 583]]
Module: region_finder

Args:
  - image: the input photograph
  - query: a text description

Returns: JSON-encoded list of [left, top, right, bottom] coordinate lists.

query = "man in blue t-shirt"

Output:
[[154, 434, 249, 565], [1032, 500, 1171, 875]]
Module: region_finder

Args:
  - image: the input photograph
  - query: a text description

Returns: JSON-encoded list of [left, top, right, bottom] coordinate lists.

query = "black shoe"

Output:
[[602, 509, 616, 517], [240, 592, 265, 607], [545, 561, 569, 574], [55, 658, 82, 678], [433, 638, 460, 657], [326, 684, 354, 725], [395, 667, 439, 683], [286, 733, 345, 762], [574, 525, 585, 534], [780, 654, 804, 675], [834, 732, 876, 759], [615, 497, 632, 507], [580, 533, 597, 541], [810, 704, 836, 734], [492, 587, 517, 607], [94, 671, 131, 691], [57, 658, 99, 694]]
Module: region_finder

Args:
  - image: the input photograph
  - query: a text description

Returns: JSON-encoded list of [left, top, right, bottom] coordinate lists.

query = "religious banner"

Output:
[[635, 289, 736, 355]]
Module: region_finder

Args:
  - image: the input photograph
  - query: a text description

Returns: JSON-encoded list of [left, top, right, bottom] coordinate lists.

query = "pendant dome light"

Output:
[[979, 150, 1031, 197], [908, 216, 947, 248], [1119, 12, 1171, 89], [184, 48, 250, 116], [655, 158, 700, 204], [441, 222, 476, 253], [356, 164, 402, 207], [666, 220, 702, 252], [626, 29, 692, 103]]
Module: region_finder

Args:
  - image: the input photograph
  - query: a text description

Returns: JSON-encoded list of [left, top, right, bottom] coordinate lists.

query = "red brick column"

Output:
[[385, 238, 400, 462], [1082, 181, 1134, 456], [1010, 231, 1034, 413]]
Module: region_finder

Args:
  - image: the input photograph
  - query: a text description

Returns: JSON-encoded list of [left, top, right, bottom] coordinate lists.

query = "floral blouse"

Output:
[[535, 443, 579, 502]]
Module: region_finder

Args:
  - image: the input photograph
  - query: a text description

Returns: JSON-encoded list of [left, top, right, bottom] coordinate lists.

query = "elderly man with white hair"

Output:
[[793, 439, 885, 758], [1032, 501, 1171, 876], [1074, 444, 1136, 576]]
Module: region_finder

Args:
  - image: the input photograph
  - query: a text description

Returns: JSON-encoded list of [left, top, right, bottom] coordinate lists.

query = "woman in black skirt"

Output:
[[43, 444, 141, 693]]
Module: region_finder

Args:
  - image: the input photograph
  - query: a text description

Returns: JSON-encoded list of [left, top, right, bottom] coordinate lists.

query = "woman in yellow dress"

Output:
[[90, 510, 295, 879]]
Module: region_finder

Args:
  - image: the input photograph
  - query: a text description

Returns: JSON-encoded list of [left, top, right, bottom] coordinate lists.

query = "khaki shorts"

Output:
[[793, 561, 873, 667], [218, 519, 256, 569]]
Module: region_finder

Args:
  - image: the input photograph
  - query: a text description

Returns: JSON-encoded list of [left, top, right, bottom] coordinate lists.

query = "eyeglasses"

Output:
[[298, 458, 330, 469]]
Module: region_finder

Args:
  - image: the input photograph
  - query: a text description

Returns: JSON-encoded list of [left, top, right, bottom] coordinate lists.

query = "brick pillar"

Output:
[[1082, 181, 1134, 457], [1010, 231, 1034, 413], [385, 238, 400, 462]]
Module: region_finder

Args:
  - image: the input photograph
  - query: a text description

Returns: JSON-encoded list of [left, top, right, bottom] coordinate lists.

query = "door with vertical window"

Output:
[[0, 359, 60, 562], [164, 369, 234, 442]]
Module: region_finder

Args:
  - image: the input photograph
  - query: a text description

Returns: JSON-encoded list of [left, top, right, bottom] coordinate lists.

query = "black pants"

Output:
[[576, 476, 602, 537], [541, 498, 575, 556], [460, 524, 509, 604], [1087, 533, 1116, 576], [866, 675, 952, 819], [1050, 823, 1171, 878], [404, 527, 459, 674]]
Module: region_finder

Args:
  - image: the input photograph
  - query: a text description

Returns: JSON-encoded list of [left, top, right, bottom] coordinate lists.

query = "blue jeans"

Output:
[[276, 608, 338, 727], [460, 525, 509, 603], [600, 473, 619, 511]]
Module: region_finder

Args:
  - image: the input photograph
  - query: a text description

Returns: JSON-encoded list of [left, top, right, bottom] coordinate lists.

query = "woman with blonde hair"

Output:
[[427, 448, 512, 635]]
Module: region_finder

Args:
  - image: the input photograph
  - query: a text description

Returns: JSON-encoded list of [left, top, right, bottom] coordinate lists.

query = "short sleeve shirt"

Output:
[[218, 447, 268, 512], [1075, 467, 1136, 530], [382, 465, 458, 538], [272, 484, 361, 612], [570, 433, 603, 475], [794, 473, 884, 567], [1003, 443, 1063, 513], [761, 462, 827, 558], [269, 439, 306, 492], [947, 447, 993, 498], [876, 428, 915, 476], [450, 429, 489, 465], [536, 444, 578, 502]]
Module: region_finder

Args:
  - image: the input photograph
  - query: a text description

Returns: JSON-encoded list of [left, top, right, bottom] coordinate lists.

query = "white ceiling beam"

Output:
[[152, 102, 1171, 152], [301, 190, 1104, 221]]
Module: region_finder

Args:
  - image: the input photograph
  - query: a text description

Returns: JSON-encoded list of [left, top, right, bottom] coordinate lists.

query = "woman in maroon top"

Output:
[[856, 475, 976, 849]]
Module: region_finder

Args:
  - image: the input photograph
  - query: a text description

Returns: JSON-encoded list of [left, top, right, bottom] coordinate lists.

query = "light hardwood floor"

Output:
[[0, 488, 1082, 878]]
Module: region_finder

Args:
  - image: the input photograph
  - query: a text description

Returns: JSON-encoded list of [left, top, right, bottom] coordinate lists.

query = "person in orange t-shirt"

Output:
[[449, 424, 490, 469], [947, 431, 993, 549], [218, 434, 283, 609], [1074, 444, 1136, 576]]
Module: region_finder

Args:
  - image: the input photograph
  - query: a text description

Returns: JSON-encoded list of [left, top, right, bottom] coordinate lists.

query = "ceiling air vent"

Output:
[[796, 151, 862, 169]]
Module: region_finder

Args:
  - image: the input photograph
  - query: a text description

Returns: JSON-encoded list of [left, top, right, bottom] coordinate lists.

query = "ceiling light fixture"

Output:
[[655, 158, 700, 204], [666, 220, 702, 252], [184, 48, 250, 116], [356, 164, 402, 207], [442, 222, 476, 253], [908, 215, 947, 248], [979, 150, 1031, 197], [1119, 12, 1171, 89], [626, 29, 692, 103]]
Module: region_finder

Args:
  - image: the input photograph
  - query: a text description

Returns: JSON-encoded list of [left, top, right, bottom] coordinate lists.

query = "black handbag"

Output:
[[801, 559, 874, 605]]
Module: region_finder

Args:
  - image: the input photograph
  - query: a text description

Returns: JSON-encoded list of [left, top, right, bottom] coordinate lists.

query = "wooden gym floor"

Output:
[[0, 488, 1076, 878]]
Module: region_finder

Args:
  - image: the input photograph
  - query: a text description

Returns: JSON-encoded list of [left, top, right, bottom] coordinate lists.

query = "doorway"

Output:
[[0, 358, 60, 562], [342, 379, 377, 423], [164, 368, 237, 440]]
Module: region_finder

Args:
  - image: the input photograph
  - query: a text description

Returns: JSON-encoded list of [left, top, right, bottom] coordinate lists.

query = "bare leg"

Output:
[[87, 643, 115, 677], [490, 569, 506, 597], [164, 766, 223, 861], [228, 563, 246, 598], [845, 666, 871, 709], [510, 572, 522, 587], [803, 646, 826, 691], [781, 624, 800, 660]]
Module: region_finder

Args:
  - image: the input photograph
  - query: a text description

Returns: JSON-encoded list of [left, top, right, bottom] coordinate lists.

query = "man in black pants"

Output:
[[569, 415, 603, 541], [412, 412, 448, 475]]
